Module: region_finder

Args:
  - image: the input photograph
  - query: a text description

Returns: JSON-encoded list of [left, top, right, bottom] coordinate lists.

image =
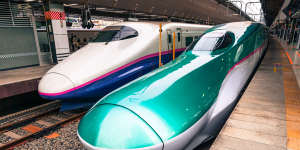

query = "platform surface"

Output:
[[0, 65, 52, 99], [211, 37, 300, 150]]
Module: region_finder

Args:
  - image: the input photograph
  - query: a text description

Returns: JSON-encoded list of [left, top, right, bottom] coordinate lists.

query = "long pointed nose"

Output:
[[38, 73, 74, 95], [78, 104, 163, 149]]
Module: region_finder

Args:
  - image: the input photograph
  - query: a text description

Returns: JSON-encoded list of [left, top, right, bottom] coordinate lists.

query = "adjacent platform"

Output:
[[211, 37, 300, 150], [0, 65, 52, 99]]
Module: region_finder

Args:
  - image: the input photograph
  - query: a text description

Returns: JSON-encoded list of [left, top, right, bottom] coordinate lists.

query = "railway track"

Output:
[[0, 101, 86, 149]]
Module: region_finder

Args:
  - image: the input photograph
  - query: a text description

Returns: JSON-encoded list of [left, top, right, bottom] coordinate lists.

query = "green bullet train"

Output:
[[77, 21, 269, 150]]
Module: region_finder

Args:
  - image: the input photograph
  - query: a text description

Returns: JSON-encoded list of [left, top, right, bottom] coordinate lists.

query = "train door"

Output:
[[176, 28, 183, 49], [175, 28, 184, 49], [166, 30, 173, 62], [167, 30, 173, 51]]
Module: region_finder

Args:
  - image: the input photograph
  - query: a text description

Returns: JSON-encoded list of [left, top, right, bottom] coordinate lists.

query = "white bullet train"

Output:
[[38, 22, 212, 110]]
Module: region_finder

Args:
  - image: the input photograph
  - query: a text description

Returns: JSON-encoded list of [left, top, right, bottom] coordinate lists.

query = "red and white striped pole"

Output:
[[44, 2, 70, 63]]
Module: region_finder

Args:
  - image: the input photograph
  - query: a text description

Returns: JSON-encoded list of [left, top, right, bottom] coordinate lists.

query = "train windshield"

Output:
[[93, 26, 138, 42], [188, 30, 232, 51]]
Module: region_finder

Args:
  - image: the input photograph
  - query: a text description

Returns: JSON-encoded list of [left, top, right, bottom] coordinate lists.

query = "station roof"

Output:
[[282, 0, 300, 18], [57, 0, 250, 24], [260, 0, 284, 26]]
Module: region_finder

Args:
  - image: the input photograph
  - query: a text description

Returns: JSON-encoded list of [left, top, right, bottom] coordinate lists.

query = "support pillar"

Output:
[[297, 31, 300, 49], [44, 1, 70, 63], [281, 29, 284, 40], [31, 15, 43, 66], [284, 29, 287, 41]]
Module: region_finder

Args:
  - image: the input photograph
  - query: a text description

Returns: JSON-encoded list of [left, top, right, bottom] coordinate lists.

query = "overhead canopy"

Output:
[[283, 0, 300, 18], [260, 0, 284, 26], [56, 0, 250, 24]]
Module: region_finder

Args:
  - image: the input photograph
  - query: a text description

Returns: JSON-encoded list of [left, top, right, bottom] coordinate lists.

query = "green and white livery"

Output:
[[77, 21, 269, 150]]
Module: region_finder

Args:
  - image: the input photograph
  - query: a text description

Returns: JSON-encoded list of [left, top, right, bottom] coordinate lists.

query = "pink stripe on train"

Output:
[[39, 48, 187, 96], [227, 41, 267, 75]]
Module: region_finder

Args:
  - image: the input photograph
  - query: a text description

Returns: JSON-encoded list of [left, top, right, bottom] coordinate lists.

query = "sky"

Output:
[[230, 0, 264, 23]]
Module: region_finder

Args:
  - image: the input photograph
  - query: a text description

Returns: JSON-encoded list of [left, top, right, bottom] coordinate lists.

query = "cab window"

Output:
[[93, 26, 138, 42], [215, 33, 233, 50], [187, 31, 233, 51]]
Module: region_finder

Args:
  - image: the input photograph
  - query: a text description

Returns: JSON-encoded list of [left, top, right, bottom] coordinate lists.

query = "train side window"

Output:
[[177, 33, 181, 42], [186, 37, 193, 47], [168, 34, 172, 43]]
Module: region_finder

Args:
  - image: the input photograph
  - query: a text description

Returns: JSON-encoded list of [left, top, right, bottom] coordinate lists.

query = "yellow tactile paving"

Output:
[[281, 47, 300, 150], [210, 38, 300, 150], [210, 38, 288, 150], [285, 51, 294, 64], [287, 130, 300, 139], [288, 138, 300, 150], [286, 107, 300, 116]]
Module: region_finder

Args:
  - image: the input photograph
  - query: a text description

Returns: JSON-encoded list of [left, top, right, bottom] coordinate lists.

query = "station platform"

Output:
[[210, 37, 300, 150], [0, 65, 53, 99]]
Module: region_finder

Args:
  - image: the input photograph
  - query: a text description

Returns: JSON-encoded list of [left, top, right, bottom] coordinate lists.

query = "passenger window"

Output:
[[185, 37, 193, 47], [168, 34, 172, 43], [177, 33, 181, 42]]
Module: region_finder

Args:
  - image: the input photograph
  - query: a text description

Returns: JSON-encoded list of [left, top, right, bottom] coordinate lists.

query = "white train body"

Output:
[[38, 22, 211, 109]]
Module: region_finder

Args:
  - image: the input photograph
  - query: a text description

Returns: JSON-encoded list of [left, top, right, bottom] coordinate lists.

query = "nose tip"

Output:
[[78, 104, 163, 149], [38, 73, 74, 94]]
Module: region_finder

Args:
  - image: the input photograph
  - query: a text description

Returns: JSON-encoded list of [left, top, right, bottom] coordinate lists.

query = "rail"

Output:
[[0, 101, 86, 149], [0, 100, 61, 130]]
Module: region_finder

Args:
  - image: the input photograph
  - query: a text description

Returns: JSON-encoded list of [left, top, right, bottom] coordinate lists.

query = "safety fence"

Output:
[[0, 1, 33, 27], [0, 1, 39, 70]]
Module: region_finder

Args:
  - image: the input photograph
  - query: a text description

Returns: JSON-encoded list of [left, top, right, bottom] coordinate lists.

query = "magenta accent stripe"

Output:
[[39, 48, 187, 96], [227, 42, 266, 75]]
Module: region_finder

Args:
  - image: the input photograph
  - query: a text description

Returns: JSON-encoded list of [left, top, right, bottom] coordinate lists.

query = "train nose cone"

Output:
[[77, 104, 163, 150], [38, 73, 74, 96]]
